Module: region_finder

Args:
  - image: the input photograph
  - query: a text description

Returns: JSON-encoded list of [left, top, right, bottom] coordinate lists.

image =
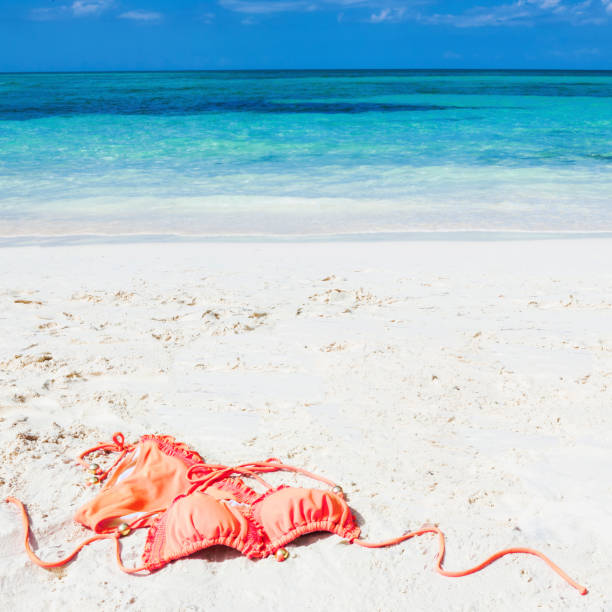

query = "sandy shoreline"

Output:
[[1, 239, 610, 610]]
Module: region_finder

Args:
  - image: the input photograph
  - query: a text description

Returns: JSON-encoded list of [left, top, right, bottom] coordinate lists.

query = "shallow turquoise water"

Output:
[[0, 70, 610, 238]]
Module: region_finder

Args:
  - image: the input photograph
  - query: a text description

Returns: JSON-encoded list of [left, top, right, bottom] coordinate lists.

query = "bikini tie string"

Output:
[[185, 459, 340, 496], [111, 432, 125, 451], [351, 524, 587, 596], [4, 497, 150, 575], [76, 431, 132, 484]]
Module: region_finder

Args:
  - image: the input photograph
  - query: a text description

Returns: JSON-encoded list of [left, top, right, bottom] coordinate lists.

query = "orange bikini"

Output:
[[5, 432, 587, 595]]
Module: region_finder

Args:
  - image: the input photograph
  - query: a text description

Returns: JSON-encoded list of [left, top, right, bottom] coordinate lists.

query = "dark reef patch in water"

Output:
[[0, 99, 475, 120]]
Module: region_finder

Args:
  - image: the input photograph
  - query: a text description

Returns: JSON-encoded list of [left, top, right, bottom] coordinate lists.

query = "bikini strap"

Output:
[[350, 524, 587, 595], [239, 459, 340, 489], [77, 432, 132, 485], [5, 497, 150, 575], [186, 464, 276, 494], [185, 458, 341, 495]]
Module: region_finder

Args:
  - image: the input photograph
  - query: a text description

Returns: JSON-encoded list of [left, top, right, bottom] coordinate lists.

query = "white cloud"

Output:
[[369, 7, 405, 22], [217, 0, 610, 25], [30, 2, 114, 20], [422, 0, 609, 28], [219, 0, 312, 13], [71, 1, 113, 17], [424, 4, 533, 27], [29, 1, 165, 22], [119, 10, 163, 21], [369, 8, 389, 21], [27, 0, 612, 26], [29, 6, 70, 21], [531, 0, 562, 8], [220, 0, 416, 14], [216, 0, 610, 26]]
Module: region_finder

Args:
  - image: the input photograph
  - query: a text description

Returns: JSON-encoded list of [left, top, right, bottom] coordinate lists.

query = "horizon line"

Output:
[[1, 67, 612, 75]]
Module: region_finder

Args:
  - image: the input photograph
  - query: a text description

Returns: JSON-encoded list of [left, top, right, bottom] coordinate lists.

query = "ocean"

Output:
[[0, 70, 611, 241]]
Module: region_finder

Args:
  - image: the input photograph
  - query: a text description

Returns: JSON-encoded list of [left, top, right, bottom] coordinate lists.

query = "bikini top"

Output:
[[5, 432, 587, 595]]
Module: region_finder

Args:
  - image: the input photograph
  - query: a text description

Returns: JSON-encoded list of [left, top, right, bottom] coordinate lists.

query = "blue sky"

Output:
[[1, 0, 611, 70]]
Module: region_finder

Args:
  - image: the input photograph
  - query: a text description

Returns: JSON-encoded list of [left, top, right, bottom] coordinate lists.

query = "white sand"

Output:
[[0, 239, 610, 611]]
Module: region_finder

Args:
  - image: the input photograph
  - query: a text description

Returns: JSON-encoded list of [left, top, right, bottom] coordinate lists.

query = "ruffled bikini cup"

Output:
[[143, 464, 361, 569]]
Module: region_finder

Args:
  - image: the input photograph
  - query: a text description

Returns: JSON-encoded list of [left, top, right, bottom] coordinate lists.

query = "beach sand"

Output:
[[0, 239, 610, 610]]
